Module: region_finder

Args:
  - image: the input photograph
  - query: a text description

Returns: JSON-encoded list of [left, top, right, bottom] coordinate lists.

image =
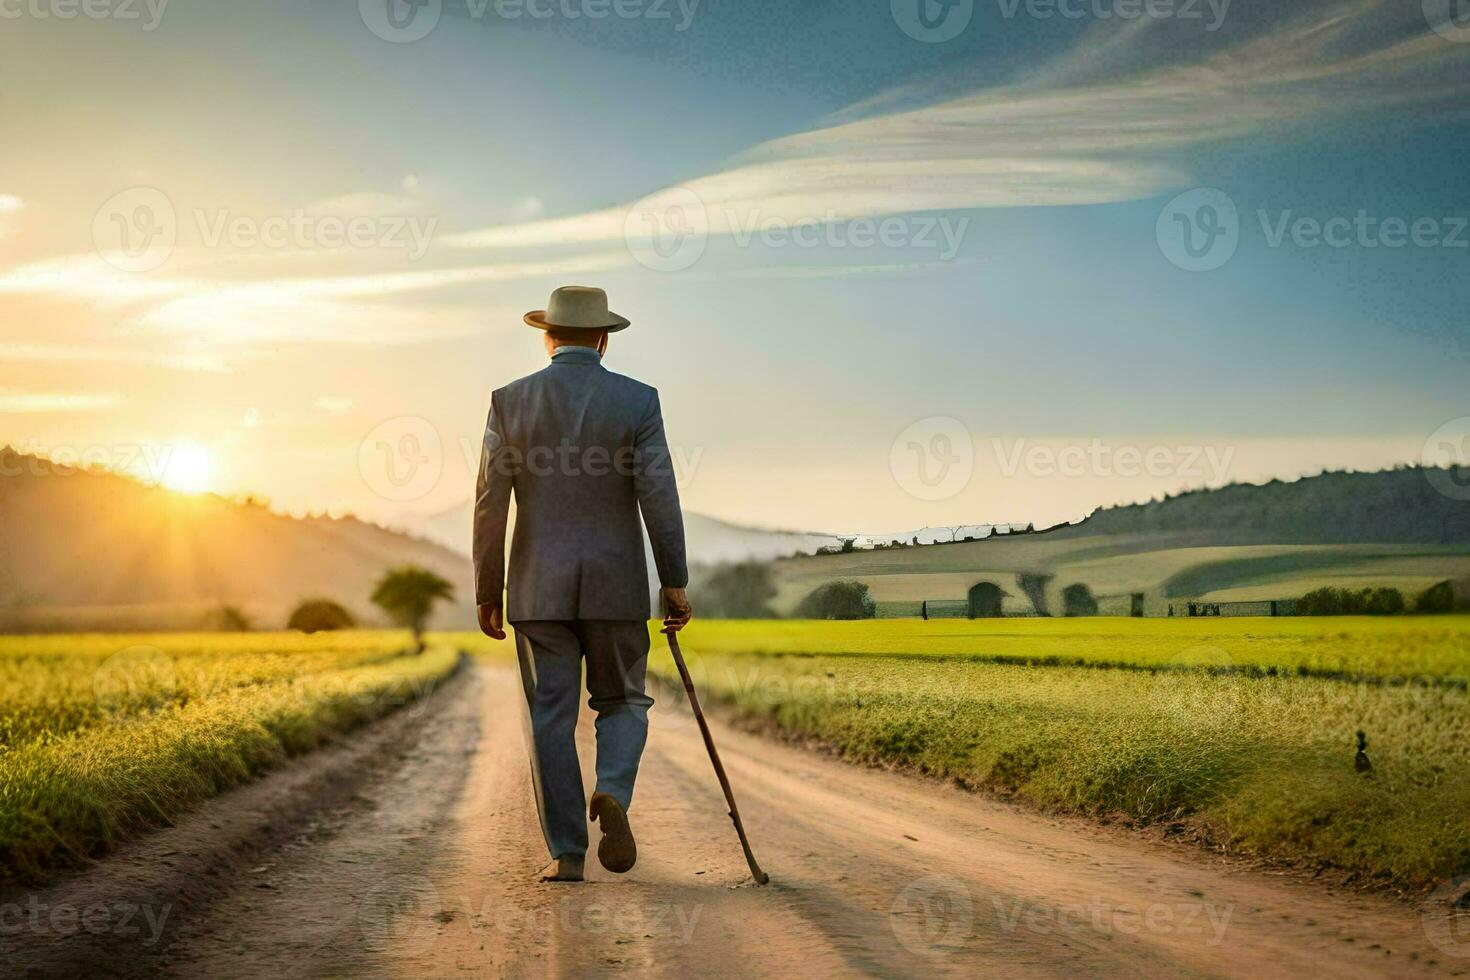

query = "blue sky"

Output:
[[1, 0, 1467, 533]]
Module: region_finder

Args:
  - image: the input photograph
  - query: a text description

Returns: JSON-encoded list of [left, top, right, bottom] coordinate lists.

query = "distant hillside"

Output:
[[0, 450, 474, 632], [1079, 466, 1470, 544], [772, 467, 1470, 616], [418, 498, 839, 565]]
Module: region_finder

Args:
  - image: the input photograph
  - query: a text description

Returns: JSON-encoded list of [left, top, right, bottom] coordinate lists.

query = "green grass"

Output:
[[0, 632, 459, 883], [660, 616, 1470, 683], [622, 617, 1469, 889]]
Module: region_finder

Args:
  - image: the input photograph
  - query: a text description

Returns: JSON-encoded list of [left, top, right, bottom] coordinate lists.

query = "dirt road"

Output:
[[7, 662, 1466, 978]]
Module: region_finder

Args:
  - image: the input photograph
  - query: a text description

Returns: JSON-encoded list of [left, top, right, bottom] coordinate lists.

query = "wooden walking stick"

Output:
[[664, 629, 770, 885]]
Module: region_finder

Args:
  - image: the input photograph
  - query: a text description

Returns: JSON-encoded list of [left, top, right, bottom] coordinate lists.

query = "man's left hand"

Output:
[[477, 603, 506, 640]]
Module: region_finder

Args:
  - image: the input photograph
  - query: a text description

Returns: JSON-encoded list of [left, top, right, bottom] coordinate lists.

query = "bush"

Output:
[[1297, 586, 1405, 616], [1415, 581, 1457, 614], [211, 605, 252, 632], [286, 599, 355, 633], [1061, 583, 1099, 617], [696, 561, 777, 618], [794, 581, 875, 620]]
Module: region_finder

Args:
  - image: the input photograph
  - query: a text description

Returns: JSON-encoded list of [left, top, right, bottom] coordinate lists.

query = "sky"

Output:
[[1, 0, 1468, 537]]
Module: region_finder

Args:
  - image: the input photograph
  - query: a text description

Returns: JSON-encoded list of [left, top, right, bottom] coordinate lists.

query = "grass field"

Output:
[[0, 631, 459, 883], [609, 617, 1470, 889], [658, 616, 1470, 683], [770, 536, 1470, 615]]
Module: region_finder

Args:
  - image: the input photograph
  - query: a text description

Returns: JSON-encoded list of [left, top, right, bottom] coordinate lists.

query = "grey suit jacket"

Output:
[[472, 346, 687, 622]]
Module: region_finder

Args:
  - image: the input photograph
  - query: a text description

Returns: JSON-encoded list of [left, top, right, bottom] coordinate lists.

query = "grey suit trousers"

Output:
[[513, 620, 654, 860]]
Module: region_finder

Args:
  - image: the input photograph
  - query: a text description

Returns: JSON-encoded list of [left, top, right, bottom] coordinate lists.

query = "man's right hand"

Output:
[[660, 587, 692, 634], [477, 603, 506, 640]]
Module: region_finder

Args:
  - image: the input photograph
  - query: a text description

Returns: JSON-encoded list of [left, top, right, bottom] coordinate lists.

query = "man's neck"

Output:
[[551, 345, 602, 362]]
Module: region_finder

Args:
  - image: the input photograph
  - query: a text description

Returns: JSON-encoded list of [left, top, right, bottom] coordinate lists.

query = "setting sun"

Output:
[[159, 442, 212, 494]]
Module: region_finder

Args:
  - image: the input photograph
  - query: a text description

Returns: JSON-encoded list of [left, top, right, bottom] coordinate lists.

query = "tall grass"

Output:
[[0, 634, 458, 883], [641, 619, 1470, 888]]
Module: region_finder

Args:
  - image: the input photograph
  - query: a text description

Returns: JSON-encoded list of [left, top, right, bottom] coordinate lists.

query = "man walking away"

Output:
[[473, 285, 693, 882]]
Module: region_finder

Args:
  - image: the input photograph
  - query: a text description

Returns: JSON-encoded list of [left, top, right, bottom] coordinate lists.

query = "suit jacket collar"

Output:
[[551, 347, 602, 366]]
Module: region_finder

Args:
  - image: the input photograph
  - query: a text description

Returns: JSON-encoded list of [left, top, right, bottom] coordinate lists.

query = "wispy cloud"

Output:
[[0, 342, 232, 374], [446, 0, 1468, 251], [314, 395, 356, 415], [0, 248, 633, 347], [0, 194, 24, 239], [0, 388, 121, 413]]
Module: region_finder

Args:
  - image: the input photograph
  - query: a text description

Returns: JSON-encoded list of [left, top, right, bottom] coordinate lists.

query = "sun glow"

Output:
[[159, 442, 212, 494]]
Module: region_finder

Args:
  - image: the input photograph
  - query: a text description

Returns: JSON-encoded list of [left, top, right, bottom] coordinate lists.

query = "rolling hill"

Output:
[[416, 498, 840, 564], [0, 450, 476, 632], [770, 467, 1470, 616]]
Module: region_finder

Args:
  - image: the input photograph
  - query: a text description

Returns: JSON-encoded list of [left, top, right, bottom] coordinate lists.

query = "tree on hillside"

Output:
[[696, 561, 778, 618], [287, 599, 355, 633], [1415, 580, 1458, 614], [1016, 572, 1053, 616], [371, 565, 455, 652], [794, 581, 875, 620]]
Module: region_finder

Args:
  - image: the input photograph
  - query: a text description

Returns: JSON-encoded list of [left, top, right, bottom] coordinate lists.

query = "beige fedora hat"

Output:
[[524, 285, 630, 332]]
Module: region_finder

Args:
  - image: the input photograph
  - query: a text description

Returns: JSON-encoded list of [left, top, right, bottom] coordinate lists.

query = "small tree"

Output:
[[698, 561, 778, 618], [794, 581, 875, 620], [288, 599, 355, 633], [1415, 580, 1457, 614], [371, 565, 455, 652]]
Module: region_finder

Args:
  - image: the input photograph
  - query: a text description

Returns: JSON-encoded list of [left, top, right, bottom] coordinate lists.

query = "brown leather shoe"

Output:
[[588, 792, 637, 873]]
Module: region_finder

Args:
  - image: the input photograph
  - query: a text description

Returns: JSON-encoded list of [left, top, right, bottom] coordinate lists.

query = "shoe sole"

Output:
[[590, 795, 637, 873]]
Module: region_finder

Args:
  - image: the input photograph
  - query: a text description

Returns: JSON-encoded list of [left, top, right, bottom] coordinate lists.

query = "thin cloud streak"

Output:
[[446, 0, 1468, 251], [0, 248, 634, 346], [0, 342, 232, 374], [0, 388, 122, 413]]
